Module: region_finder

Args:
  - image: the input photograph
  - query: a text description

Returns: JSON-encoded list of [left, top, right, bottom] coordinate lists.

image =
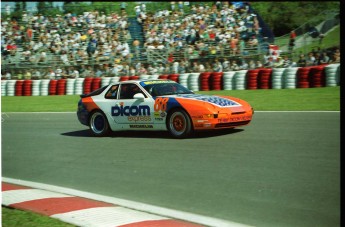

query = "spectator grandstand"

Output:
[[1, 1, 340, 80]]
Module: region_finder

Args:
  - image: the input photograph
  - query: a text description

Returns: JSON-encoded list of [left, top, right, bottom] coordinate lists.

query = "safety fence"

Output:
[[1, 64, 340, 97]]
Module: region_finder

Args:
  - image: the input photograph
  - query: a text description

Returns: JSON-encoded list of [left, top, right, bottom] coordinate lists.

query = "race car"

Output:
[[77, 79, 254, 138]]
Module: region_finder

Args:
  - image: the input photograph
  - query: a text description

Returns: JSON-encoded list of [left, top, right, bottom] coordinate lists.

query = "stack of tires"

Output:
[[57, 79, 67, 95], [110, 77, 120, 84], [325, 64, 340, 87], [200, 72, 212, 91], [283, 68, 299, 89], [188, 73, 200, 91], [223, 72, 236, 90], [66, 79, 76, 95], [149, 74, 159, 80], [32, 80, 41, 96], [210, 72, 223, 90], [75, 78, 85, 95], [309, 66, 325, 88], [101, 77, 111, 87], [246, 69, 260, 90], [40, 79, 50, 96], [15, 80, 24, 96], [178, 73, 189, 88], [119, 76, 130, 81], [1, 80, 8, 96], [258, 68, 272, 89], [129, 75, 140, 80], [296, 67, 311, 88], [168, 74, 179, 83], [139, 74, 150, 80], [158, 74, 169, 80], [234, 70, 247, 90], [83, 77, 93, 94], [91, 77, 102, 92], [6, 80, 16, 96], [271, 68, 285, 89]]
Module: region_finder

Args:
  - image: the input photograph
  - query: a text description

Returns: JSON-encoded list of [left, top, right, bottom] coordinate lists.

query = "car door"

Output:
[[111, 83, 154, 125]]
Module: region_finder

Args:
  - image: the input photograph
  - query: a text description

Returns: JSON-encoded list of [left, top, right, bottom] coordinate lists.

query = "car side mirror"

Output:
[[133, 93, 145, 101]]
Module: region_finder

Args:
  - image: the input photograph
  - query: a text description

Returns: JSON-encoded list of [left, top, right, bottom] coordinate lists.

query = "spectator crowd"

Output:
[[1, 1, 341, 80]]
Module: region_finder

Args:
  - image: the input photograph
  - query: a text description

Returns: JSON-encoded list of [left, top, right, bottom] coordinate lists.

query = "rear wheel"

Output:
[[89, 111, 110, 137], [167, 109, 192, 138]]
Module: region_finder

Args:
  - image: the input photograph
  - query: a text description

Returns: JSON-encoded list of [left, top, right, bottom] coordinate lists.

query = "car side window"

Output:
[[105, 85, 119, 99], [119, 83, 146, 99]]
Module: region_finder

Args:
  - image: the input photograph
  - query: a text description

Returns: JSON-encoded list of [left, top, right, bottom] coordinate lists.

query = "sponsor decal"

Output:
[[112, 104, 150, 116], [128, 116, 151, 121], [178, 94, 241, 107], [230, 116, 252, 122], [130, 125, 153, 129]]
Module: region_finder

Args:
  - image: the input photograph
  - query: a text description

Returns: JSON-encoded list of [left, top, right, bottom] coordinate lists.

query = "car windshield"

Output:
[[143, 82, 194, 97]]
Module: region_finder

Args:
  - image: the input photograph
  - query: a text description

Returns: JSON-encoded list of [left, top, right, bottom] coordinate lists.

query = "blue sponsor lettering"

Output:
[[112, 105, 150, 116]]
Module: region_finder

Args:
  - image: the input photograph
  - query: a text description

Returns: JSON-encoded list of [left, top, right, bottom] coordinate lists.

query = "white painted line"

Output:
[[52, 206, 168, 227], [3, 177, 253, 227], [2, 189, 73, 206]]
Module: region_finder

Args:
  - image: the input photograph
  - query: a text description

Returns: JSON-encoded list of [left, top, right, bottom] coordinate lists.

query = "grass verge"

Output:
[[2, 206, 76, 227], [1, 86, 340, 112]]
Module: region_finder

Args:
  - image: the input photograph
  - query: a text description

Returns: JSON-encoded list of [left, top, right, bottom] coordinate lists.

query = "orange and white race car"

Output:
[[77, 79, 254, 138]]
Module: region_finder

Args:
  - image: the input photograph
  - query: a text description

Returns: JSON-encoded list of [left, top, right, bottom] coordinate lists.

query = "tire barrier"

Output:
[[246, 69, 260, 90], [101, 77, 111, 87], [282, 67, 299, 89], [110, 77, 120, 84], [32, 80, 41, 96], [40, 79, 50, 96], [210, 72, 223, 90], [1, 80, 8, 96], [168, 74, 180, 83], [139, 74, 150, 80], [129, 75, 140, 80], [1, 64, 340, 97], [234, 70, 247, 90], [119, 76, 130, 81], [23, 80, 33, 96], [325, 63, 340, 87], [75, 78, 85, 95], [57, 79, 67, 95], [297, 67, 311, 88], [178, 73, 189, 88], [309, 65, 326, 88], [200, 72, 212, 91], [6, 80, 16, 96], [149, 74, 160, 80], [271, 68, 285, 89], [158, 74, 169, 80], [15, 80, 24, 96], [66, 79, 76, 95], [91, 77, 102, 92], [258, 68, 272, 89], [223, 72, 236, 90], [188, 73, 200, 91], [83, 77, 93, 94]]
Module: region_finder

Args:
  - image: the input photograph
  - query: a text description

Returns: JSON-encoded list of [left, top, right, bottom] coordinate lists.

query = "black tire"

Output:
[[167, 109, 192, 138], [89, 110, 110, 137]]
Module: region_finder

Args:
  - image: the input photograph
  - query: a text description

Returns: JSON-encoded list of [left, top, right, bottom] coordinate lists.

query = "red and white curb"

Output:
[[2, 178, 252, 227]]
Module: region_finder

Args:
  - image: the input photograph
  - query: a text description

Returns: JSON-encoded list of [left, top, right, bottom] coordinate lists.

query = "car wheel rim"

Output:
[[91, 113, 105, 133], [170, 112, 186, 135]]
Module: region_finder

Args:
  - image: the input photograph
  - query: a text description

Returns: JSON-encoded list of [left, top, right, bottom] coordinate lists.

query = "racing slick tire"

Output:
[[167, 109, 192, 138], [89, 110, 110, 137]]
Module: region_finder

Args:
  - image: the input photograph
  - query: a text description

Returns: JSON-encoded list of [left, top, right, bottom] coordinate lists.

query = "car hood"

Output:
[[170, 94, 243, 107]]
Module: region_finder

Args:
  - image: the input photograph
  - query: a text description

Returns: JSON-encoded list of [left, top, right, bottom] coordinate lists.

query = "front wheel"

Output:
[[89, 111, 110, 137], [167, 109, 192, 138]]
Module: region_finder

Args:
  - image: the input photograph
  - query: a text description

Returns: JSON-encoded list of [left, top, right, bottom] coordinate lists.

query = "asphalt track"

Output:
[[1, 112, 340, 227]]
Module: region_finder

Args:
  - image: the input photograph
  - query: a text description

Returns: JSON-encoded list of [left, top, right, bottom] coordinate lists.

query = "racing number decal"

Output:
[[154, 98, 169, 112]]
